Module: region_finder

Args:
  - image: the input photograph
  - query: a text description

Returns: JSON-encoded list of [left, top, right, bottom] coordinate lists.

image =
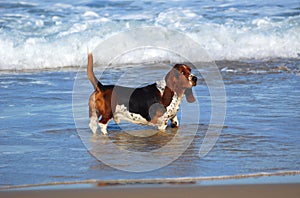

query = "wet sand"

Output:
[[1, 183, 300, 198], [1, 174, 300, 198]]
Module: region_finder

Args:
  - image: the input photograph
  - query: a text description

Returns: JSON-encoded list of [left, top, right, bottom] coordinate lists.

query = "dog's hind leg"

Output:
[[89, 93, 99, 134], [99, 116, 111, 135], [89, 114, 99, 134]]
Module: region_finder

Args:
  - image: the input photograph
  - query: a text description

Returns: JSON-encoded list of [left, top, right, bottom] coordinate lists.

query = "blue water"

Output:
[[1, 63, 300, 187], [0, 0, 300, 188]]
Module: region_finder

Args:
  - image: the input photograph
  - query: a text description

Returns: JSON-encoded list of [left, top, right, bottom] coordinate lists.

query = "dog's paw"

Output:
[[170, 116, 179, 128], [99, 123, 108, 135], [171, 122, 179, 128], [89, 122, 98, 134]]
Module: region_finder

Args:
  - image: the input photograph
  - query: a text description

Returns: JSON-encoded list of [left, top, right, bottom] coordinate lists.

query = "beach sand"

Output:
[[1, 183, 300, 198], [1, 174, 300, 197]]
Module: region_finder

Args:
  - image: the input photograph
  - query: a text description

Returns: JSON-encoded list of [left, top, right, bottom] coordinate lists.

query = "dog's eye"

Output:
[[181, 71, 186, 75]]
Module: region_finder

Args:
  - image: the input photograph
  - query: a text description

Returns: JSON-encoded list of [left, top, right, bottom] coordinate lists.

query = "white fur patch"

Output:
[[156, 80, 166, 95], [89, 115, 98, 134], [156, 80, 182, 119], [156, 90, 182, 130], [99, 122, 108, 135], [114, 104, 151, 126]]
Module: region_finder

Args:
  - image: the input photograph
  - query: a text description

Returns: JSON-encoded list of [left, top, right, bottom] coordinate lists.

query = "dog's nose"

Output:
[[192, 76, 197, 84]]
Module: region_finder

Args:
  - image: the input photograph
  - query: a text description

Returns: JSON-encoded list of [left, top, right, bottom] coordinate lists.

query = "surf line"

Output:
[[1, 170, 300, 190]]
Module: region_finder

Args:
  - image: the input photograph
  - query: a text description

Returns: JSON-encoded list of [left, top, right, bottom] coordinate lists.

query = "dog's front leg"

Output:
[[157, 117, 168, 131]]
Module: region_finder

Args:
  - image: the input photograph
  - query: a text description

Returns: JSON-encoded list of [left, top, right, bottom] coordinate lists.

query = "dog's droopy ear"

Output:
[[185, 88, 196, 103]]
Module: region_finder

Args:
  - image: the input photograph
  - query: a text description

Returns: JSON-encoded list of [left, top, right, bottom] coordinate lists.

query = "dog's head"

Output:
[[165, 64, 197, 103]]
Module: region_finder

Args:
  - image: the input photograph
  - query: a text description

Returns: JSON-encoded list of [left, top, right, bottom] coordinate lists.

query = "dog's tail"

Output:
[[87, 50, 102, 91]]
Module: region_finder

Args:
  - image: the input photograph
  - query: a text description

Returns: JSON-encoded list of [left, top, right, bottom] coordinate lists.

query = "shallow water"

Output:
[[1, 59, 299, 187]]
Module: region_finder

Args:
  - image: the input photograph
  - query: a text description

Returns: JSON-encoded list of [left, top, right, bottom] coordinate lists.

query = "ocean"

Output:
[[0, 0, 300, 188]]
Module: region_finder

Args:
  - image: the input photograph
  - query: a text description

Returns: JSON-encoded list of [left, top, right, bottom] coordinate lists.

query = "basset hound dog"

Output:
[[87, 52, 197, 135]]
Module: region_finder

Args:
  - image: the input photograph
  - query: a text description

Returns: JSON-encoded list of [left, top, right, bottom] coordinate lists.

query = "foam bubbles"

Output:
[[187, 16, 300, 60], [0, 0, 299, 71], [83, 11, 100, 18]]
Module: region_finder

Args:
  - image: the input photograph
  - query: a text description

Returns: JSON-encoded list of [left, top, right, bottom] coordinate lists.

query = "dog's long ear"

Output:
[[162, 68, 178, 107], [185, 88, 196, 103], [165, 68, 176, 90]]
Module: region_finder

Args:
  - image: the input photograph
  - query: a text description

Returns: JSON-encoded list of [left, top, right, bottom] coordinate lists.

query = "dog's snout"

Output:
[[192, 76, 197, 83]]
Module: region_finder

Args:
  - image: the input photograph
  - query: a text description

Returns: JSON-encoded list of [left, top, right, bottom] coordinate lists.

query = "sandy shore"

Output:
[[1, 183, 300, 198]]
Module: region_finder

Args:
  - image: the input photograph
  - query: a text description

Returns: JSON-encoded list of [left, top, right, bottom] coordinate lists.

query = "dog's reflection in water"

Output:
[[90, 127, 178, 152]]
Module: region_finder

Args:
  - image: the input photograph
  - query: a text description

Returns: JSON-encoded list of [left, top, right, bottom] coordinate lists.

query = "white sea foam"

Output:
[[0, 0, 299, 71]]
